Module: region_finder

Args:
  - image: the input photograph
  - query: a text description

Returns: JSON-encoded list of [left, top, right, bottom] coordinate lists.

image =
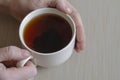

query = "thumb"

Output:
[[0, 46, 30, 62], [49, 0, 72, 14]]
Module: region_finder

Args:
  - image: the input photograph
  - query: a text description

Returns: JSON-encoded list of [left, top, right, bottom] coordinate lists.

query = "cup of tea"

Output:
[[19, 8, 76, 67]]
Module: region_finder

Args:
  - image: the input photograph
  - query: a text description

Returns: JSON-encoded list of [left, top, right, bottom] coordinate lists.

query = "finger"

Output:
[[0, 46, 30, 62], [65, 1, 86, 52], [48, 0, 72, 13], [6, 61, 37, 80]]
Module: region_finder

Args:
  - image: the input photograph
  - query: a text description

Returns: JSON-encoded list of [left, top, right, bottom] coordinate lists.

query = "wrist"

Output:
[[0, 0, 10, 14]]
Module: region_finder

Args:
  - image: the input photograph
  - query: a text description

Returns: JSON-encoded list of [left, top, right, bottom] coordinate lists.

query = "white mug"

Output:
[[19, 8, 76, 67]]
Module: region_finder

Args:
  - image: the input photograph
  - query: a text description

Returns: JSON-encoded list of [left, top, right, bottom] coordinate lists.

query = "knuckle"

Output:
[[7, 46, 17, 51], [30, 0, 45, 9], [49, 0, 57, 7], [7, 46, 14, 55], [6, 46, 19, 59]]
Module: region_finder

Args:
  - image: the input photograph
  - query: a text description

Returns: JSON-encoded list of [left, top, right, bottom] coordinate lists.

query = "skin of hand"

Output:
[[7, 0, 86, 52], [0, 46, 37, 80]]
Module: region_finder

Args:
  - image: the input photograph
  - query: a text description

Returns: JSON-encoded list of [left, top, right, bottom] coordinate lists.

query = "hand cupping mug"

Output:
[[19, 8, 76, 67]]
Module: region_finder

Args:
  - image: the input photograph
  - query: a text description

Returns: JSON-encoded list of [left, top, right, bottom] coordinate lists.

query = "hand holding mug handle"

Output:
[[17, 56, 33, 67]]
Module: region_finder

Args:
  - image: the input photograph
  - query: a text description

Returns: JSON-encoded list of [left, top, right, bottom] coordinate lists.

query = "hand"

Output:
[[8, 0, 86, 52], [0, 46, 37, 80]]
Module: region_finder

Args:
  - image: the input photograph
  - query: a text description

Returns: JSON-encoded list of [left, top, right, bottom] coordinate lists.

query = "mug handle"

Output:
[[16, 56, 33, 67]]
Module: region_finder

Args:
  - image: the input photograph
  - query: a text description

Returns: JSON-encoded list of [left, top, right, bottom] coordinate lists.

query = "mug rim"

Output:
[[19, 8, 76, 55]]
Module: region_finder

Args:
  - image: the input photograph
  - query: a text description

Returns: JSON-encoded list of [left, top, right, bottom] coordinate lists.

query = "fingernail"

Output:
[[66, 7, 72, 13]]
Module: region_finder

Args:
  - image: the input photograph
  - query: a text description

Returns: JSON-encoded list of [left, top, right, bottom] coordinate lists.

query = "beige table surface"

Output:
[[0, 0, 120, 80]]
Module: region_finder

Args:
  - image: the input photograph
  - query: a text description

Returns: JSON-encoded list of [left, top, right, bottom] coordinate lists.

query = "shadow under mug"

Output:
[[19, 8, 76, 67]]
